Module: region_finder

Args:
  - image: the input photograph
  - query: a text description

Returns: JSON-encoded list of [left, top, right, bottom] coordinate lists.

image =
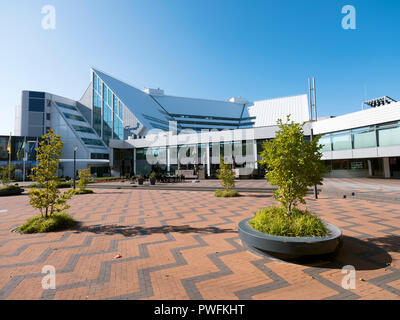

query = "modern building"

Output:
[[0, 135, 41, 180], [10, 68, 400, 179]]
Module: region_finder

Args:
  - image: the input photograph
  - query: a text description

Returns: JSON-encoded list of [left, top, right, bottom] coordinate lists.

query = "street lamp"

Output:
[[73, 145, 78, 189]]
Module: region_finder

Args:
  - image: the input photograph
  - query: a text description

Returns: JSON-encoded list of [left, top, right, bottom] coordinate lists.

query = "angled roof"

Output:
[[92, 68, 253, 132], [92, 68, 309, 133], [152, 95, 248, 119], [92, 68, 171, 131]]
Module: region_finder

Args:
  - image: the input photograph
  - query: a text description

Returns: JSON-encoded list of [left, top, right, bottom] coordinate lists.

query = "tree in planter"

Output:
[[0, 164, 15, 186], [149, 172, 157, 185], [28, 130, 74, 218], [76, 168, 93, 194], [215, 156, 239, 197], [259, 115, 326, 216]]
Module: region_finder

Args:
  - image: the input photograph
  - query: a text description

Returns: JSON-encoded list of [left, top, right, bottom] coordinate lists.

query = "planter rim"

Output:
[[241, 217, 341, 243], [238, 217, 342, 257]]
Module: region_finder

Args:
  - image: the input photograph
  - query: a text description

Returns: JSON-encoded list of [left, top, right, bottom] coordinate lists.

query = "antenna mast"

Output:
[[308, 77, 318, 121]]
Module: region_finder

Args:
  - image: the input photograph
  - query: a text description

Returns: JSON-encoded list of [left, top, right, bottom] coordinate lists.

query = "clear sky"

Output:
[[0, 0, 399, 135]]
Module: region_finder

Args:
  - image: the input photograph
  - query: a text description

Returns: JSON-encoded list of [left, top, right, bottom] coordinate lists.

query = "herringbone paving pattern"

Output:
[[0, 189, 399, 300]]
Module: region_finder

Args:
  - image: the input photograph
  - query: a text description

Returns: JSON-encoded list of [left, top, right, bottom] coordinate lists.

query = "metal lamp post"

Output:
[[73, 145, 78, 189], [310, 129, 318, 199]]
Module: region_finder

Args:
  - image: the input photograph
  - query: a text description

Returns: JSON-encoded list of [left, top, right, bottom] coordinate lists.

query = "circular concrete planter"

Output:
[[238, 218, 342, 258]]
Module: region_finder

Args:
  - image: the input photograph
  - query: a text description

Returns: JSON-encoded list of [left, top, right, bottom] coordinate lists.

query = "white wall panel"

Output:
[[312, 102, 400, 134], [248, 94, 309, 127]]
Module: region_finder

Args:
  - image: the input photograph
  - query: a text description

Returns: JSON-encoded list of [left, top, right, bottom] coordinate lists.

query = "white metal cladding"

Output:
[[109, 121, 313, 149], [321, 145, 400, 160], [248, 94, 310, 127], [312, 101, 400, 134], [152, 95, 247, 119]]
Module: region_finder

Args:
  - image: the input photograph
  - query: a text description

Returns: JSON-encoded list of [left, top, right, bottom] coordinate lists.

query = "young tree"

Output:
[[77, 168, 91, 191], [217, 156, 235, 191], [29, 130, 74, 218], [259, 116, 326, 216], [0, 164, 15, 186]]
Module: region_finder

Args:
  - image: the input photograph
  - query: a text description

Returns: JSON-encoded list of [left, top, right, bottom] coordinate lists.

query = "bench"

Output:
[[175, 169, 198, 180]]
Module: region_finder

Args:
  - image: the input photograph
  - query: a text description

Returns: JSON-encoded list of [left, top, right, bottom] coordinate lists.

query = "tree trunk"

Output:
[[287, 202, 292, 217]]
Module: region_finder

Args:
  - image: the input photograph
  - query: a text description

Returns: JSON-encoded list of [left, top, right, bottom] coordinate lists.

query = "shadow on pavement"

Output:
[[72, 224, 236, 237], [248, 235, 394, 271]]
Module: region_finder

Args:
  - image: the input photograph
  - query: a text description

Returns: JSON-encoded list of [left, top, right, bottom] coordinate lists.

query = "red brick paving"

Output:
[[0, 187, 399, 300]]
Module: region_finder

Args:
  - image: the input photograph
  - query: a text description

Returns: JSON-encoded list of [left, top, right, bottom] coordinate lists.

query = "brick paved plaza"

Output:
[[0, 180, 399, 300]]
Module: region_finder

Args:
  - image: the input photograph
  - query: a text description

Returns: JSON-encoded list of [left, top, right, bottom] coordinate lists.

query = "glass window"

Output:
[[81, 138, 104, 146], [92, 91, 102, 136], [72, 125, 94, 133], [29, 98, 45, 112], [352, 128, 376, 149], [118, 101, 123, 118], [113, 117, 124, 140], [96, 77, 102, 94], [350, 160, 368, 170], [93, 73, 98, 92], [108, 89, 112, 106], [63, 113, 85, 122], [331, 132, 352, 151], [378, 126, 400, 147], [56, 102, 77, 111], [91, 153, 109, 159], [113, 96, 117, 112], [332, 159, 349, 170], [46, 113, 51, 121], [103, 105, 113, 145], [136, 148, 146, 160], [145, 147, 167, 165], [29, 91, 45, 99], [103, 85, 108, 104], [319, 135, 332, 152]]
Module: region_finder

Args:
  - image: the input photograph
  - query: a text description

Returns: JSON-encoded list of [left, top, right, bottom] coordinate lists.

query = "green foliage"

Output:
[[216, 156, 235, 191], [73, 188, 94, 195], [89, 177, 121, 182], [259, 116, 326, 215], [77, 168, 91, 191], [249, 206, 328, 237], [214, 189, 241, 197], [17, 212, 77, 234], [0, 164, 15, 185], [57, 182, 72, 188], [149, 172, 157, 179], [26, 181, 72, 189], [0, 184, 21, 191], [28, 130, 74, 218]]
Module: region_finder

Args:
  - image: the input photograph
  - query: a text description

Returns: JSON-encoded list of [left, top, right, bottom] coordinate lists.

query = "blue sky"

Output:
[[0, 0, 399, 135]]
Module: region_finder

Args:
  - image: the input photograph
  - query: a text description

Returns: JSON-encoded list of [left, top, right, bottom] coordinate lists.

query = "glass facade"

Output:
[[0, 135, 42, 180], [113, 116, 123, 140], [331, 131, 352, 151], [133, 140, 256, 176], [377, 124, 400, 147], [93, 73, 102, 137], [103, 98, 113, 146], [92, 71, 125, 145], [320, 121, 400, 151]]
